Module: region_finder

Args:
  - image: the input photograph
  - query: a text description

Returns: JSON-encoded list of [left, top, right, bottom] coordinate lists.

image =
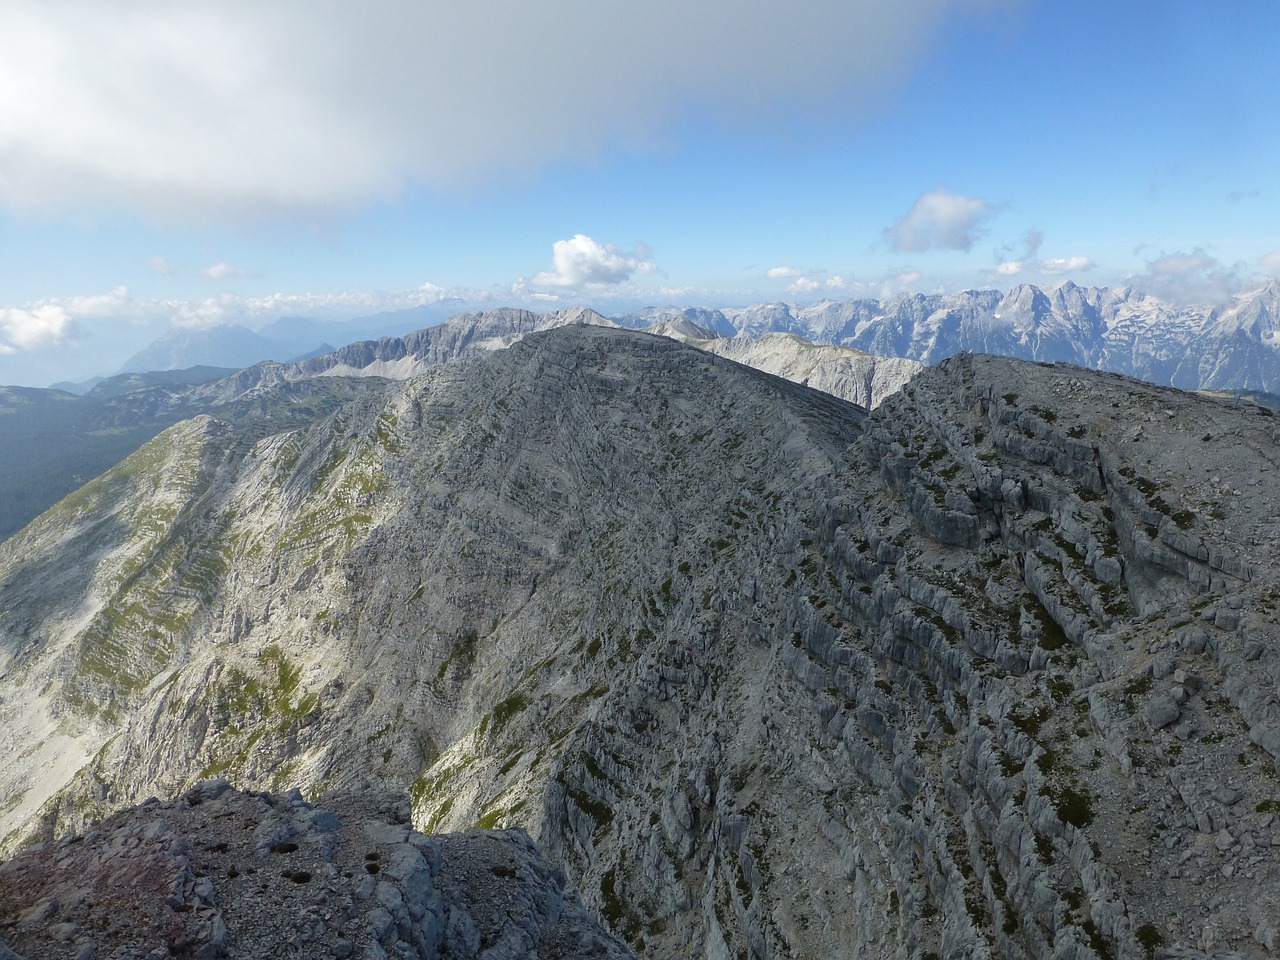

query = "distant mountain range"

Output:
[[81, 281, 1280, 396], [619, 279, 1280, 392]]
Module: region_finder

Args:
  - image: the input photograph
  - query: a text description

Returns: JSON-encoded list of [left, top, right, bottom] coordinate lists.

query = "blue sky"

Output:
[[1, 0, 1278, 385]]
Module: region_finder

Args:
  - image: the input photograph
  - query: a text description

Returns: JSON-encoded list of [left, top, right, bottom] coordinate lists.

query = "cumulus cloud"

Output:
[[826, 276, 847, 290], [767, 266, 803, 279], [0, 303, 77, 352], [0, 1, 1013, 220], [995, 261, 1023, 276], [788, 277, 822, 294], [531, 235, 657, 288], [1039, 256, 1095, 275], [0, 286, 134, 353], [202, 262, 250, 280], [1259, 251, 1280, 273], [887, 188, 993, 252]]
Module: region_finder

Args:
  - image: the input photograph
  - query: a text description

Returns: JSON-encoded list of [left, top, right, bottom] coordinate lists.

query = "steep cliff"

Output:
[[2, 327, 1279, 958]]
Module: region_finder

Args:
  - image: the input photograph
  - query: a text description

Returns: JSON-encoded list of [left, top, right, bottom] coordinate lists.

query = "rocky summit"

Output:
[[0, 780, 634, 959], [2, 325, 1280, 958]]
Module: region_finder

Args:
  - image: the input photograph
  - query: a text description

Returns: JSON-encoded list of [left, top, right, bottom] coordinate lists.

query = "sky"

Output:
[[1, 0, 1279, 386]]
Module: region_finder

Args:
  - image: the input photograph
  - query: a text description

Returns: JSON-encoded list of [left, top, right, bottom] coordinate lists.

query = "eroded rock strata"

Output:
[[2, 326, 1279, 958]]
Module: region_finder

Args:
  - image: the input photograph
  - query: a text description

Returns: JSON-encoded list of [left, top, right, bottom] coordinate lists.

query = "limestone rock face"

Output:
[[654, 328, 922, 409], [3, 327, 1280, 959], [0, 780, 634, 960]]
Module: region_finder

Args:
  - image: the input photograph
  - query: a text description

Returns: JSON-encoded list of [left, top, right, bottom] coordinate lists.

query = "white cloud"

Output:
[[0, 1, 1015, 220], [0, 303, 77, 351], [996, 260, 1023, 276], [531, 235, 657, 288], [767, 266, 803, 279], [1039, 256, 1095, 275], [1259, 251, 1280, 273], [202, 262, 250, 280], [0, 285, 133, 352], [887, 188, 993, 252], [826, 276, 847, 289], [788, 277, 821, 294]]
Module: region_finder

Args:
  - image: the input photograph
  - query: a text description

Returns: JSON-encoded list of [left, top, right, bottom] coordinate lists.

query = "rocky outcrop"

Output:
[[0, 781, 633, 960], [3, 328, 1280, 958]]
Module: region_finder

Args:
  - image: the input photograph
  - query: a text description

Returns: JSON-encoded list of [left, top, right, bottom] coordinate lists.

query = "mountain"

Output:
[[0, 371, 386, 542], [48, 375, 105, 395], [115, 303, 475, 380], [0, 308, 916, 543], [284, 305, 616, 379], [83, 365, 241, 400], [0, 781, 634, 960], [620, 280, 1280, 391], [119, 324, 290, 374], [3, 325, 1278, 957]]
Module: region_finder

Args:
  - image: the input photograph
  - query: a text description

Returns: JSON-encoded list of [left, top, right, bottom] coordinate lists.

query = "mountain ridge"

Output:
[[3, 326, 1280, 957]]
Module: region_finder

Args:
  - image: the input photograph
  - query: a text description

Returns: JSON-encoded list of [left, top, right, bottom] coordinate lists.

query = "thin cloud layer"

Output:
[[1131, 250, 1244, 306], [202, 262, 251, 281], [1039, 256, 1095, 275], [0, 0, 1011, 220], [531, 235, 656, 288], [887, 188, 993, 252]]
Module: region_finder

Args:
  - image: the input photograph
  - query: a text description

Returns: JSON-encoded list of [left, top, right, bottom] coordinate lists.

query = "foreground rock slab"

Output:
[[0, 781, 633, 960]]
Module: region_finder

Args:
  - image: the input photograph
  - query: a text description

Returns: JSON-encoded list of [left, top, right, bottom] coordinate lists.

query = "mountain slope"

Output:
[[0, 307, 915, 542], [0, 374, 386, 542], [656, 327, 922, 409], [2, 328, 1279, 957]]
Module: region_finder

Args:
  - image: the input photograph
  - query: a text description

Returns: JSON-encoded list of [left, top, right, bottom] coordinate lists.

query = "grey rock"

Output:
[[0, 785, 633, 960], [1146, 694, 1182, 730], [1212, 786, 1242, 806]]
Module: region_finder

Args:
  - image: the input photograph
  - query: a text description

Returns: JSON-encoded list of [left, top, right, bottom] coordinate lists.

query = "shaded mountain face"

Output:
[[2, 327, 1280, 958], [621, 280, 1280, 391]]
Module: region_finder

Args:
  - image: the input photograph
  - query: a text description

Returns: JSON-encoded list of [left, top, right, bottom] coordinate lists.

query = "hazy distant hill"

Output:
[[117, 303, 469, 377]]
